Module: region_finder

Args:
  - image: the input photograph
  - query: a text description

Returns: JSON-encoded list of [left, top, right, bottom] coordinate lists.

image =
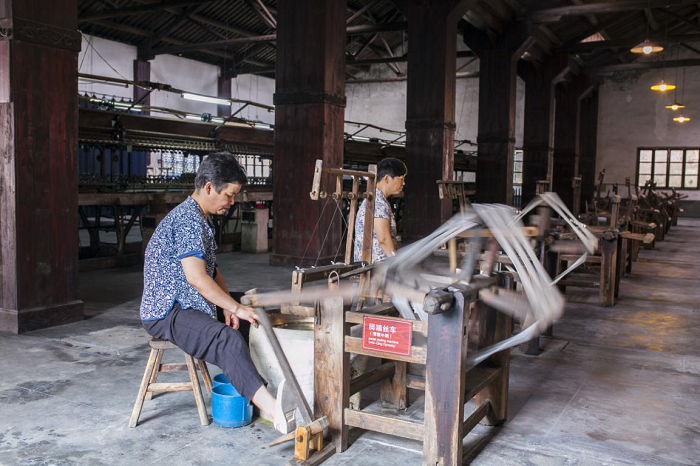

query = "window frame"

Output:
[[636, 147, 700, 190], [513, 149, 523, 186]]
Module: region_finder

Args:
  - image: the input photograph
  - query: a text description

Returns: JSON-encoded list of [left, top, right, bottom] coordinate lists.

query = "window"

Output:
[[581, 32, 605, 43], [454, 170, 476, 183], [637, 148, 699, 189], [513, 150, 523, 185], [235, 155, 272, 185]]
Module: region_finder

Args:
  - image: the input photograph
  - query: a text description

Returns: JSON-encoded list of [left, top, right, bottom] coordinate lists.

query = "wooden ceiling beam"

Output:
[[563, 11, 638, 46], [567, 33, 700, 51], [137, 5, 202, 59], [481, 0, 513, 22], [243, 0, 277, 29], [79, 0, 216, 22], [125, 0, 262, 38], [472, 3, 505, 33], [655, 7, 700, 33], [238, 50, 476, 76], [538, 25, 563, 45], [680, 42, 700, 56], [590, 57, 700, 73], [645, 8, 660, 31], [522, 0, 700, 22], [85, 19, 272, 67], [151, 22, 408, 56]]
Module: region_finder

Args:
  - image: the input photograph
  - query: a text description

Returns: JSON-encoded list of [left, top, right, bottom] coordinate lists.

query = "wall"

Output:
[[78, 34, 275, 124], [79, 34, 135, 100], [345, 38, 525, 149], [78, 34, 529, 169], [596, 46, 700, 207]]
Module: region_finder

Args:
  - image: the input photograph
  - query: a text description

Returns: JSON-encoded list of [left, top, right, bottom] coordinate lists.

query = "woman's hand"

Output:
[[223, 305, 259, 329]]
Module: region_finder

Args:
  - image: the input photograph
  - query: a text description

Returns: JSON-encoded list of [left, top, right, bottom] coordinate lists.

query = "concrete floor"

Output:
[[2, 220, 700, 465]]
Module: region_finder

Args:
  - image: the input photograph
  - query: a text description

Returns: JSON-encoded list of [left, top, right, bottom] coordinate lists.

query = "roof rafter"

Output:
[[522, 0, 700, 22], [590, 57, 700, 73], [79, 0, 216, 22], [150, 22, 408, 56]]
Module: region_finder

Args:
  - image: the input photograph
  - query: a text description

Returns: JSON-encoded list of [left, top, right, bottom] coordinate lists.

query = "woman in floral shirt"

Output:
[[354, 158, 407, 263]]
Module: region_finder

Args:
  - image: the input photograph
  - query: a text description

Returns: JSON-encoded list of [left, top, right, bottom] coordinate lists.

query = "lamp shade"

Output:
[[665, 102, 685, 111], [631, 39, 663, 55], [651, 80, 676, 92]]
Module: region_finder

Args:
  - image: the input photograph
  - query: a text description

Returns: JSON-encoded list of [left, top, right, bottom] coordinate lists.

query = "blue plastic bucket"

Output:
[[211, 384, 253, 428], [213, 373, 230, 388]]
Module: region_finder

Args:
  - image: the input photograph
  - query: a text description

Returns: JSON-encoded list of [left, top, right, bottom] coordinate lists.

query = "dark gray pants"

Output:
[[142, 296, 265, 402]]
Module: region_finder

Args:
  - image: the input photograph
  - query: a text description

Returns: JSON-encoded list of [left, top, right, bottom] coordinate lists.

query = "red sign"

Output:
[[361, 316, 412, 357]]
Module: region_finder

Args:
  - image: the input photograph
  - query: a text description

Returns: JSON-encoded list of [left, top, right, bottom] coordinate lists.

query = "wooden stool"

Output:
[[129, 338, 213, 427]]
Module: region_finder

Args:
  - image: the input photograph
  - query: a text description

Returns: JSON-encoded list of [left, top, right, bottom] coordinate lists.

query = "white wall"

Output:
[[596, 45, 700, 200], [230, 74, 276, 125], [150, 54, 219, 115], [79, 34, 135, 100], [79, 34, 529, 156], [345, 38, 525, 149], [78, 33, 275, 124]]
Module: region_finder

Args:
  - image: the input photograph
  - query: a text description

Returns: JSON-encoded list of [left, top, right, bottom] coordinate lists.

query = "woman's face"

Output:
[[386, 175, 405, 196]]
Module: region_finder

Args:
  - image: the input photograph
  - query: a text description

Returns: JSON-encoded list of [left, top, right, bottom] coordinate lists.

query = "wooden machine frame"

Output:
[[245, 163, 516, 466]]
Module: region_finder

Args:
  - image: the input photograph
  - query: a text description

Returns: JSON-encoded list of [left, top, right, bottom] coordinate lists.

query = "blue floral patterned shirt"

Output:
[[140, 196, 217, 321], [353, 189, 396, 263]]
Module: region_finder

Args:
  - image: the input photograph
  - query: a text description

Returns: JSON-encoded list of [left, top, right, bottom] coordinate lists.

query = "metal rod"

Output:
[[253, 306, 314, 424]]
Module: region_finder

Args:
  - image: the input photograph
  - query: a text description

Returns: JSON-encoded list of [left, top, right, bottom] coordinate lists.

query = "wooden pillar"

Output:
[[217, 75, 231, 118], [391, 0, 474, 242], [465, 22, 533, 205], [519, 54, 569, 204], [425, 292, 468, 465], [0, 0, 84, 333], [133, 59, 151, 113], [579, 89, 599, 209], [552, 74, 592, 209], [270, 0, 345, 266]]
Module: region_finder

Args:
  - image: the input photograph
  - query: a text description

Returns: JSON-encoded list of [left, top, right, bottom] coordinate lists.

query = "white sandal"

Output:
[[273, 379, 297, 434]]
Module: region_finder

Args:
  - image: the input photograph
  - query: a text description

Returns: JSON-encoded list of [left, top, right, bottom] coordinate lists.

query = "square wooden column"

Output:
[[392, 0, 474, 242], [217, 76, 231, 118], [270, 0, 346, 266], [465, 22, 533, 205], [519, 53, 569, 205], [0, 0, 84, 333], [579, 89, 599, 208], [133, 59, 151, 113], [552, 74, 593, 209]]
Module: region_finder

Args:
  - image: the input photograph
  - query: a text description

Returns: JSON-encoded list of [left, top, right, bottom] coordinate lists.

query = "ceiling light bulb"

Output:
[[631, 39, 663, 54], [673, 115, 690, 123], [651, 80, 676, 92], [181, 92, 231, 106], [666, 102, 685, 111]]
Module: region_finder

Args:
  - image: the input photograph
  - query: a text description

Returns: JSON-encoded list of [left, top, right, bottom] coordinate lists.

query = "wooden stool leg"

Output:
[[129, 348, 159, 428], [185, 354, 209, 426], [145, 349, 164, 401], [197, 359, 213, 394]]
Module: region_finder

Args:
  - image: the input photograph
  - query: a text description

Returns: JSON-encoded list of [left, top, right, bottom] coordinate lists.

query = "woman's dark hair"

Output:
[[377, 157, 407, 182], [195, 152, 247, 191]]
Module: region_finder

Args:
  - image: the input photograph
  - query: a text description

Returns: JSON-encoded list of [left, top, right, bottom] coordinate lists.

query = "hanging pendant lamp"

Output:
[[651, 80, 676, 92], [631, 1, 663, 54], [631, 39, 663, 55], [673, 67, 690, 123], [666, 49, 683, 108]]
